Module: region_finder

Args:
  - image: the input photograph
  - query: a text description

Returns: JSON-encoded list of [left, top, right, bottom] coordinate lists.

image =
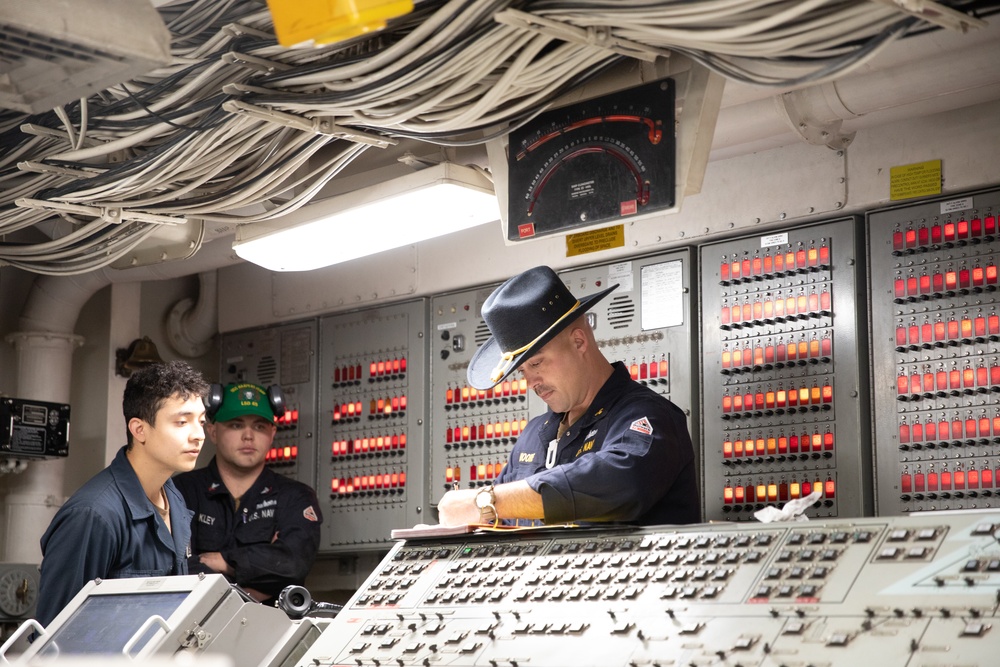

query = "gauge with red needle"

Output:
[[506, 77, 676, 242]]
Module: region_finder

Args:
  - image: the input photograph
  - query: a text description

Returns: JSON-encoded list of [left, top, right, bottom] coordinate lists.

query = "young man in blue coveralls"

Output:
[[437, 266, 701, 528], [173, 382, 322, 605], [36, 361, 207, 626]]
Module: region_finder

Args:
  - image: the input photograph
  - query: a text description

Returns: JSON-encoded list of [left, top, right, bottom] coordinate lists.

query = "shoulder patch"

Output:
[[630, 416, 653, 436], [303, 505, 319, 522]]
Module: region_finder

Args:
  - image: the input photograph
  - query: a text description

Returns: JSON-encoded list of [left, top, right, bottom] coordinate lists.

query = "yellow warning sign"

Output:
[[565, 225, 625, 257], [890, 159, 942, 201]]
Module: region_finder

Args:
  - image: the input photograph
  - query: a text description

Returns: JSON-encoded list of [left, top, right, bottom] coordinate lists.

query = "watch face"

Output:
[[476, 490, 490, 508]]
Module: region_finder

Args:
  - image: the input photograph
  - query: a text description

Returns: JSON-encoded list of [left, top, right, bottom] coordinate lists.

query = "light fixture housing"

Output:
[[233, 162, 500, 272]]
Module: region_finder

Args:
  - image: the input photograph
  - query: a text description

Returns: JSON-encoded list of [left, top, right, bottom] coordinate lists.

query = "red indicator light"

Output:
[[918, 226, 929, 246], [897, 374, 908, 395], [824, 479, 835, 498], [764, 255, 773, 273], [931, 224, 943, 243], [946, 319, 959, 340], [756, 484, 767, 502], [752, 257, 762, 275], [767, 484, 778, 502], [742, 258, 752, 278], [986, 216, 997, 235], [945, 271, 957, 290], [785, 251, 796, 271], [639, 362, 648, 379], [819, 245, 830, 265], [973, 266, 985, 286], [957, 219, 969, 238], [774, 253, 785, 272], [900, 473, 912, 493], [723, 440, 733, 458], [629, 363, 639, 380], [904, 229, 917, 247], [789, 482, 801, 499], [742, 302, 752, 321], [724, 486, 734, 504], [967, 469, 979, 488], [778, 436, 788, 453], [649, 360, 659, 378], [913, 422, 924, 441], [721, 261, 730, 281], [918, 274, 931, 294], [906, 276, 918, 296], [952, 418, 963, 439], [988, 265, 999, 284], [893, 230, 904, 250], [977, 365, 988, 387], [731, 260, 741, 279], [927, 472, 938, 491], [944, 222, 955, 241], [807, 248, 818, 266], [964, 367, 975, 387], [796, 248, 807, 268], [797, 294, 808, 313]]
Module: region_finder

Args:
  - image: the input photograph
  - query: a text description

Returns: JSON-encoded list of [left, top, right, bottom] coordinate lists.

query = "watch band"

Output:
[[476, 484, 498, 524]]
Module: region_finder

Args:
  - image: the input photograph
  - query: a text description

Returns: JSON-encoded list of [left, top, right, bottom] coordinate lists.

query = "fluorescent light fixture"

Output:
[[233, 162, 500, 271]]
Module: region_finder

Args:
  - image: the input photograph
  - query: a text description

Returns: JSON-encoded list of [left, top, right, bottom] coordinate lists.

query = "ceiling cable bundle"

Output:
[[0, 0, 995, 274]]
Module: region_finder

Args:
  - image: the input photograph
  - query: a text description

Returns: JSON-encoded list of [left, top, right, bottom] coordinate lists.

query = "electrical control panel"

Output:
[[218, 322, 319, 490], [0, 397, 70, 459], [291, 511, 1000, 667], [317, 300, 429, 553], [700, 219, 872, 521], [869, 188, 1000, 515], [428, 252, 699, 518]]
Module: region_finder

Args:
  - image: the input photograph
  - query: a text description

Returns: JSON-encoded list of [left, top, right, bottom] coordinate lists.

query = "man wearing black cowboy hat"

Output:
[[437, 265, 701, 527]]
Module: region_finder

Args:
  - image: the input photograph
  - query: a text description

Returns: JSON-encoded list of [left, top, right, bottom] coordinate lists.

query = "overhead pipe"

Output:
[[1, 238, 238, 564]]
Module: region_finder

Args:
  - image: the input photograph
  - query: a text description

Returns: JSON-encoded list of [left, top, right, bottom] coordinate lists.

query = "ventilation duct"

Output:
[[0, 0, 171, 114]]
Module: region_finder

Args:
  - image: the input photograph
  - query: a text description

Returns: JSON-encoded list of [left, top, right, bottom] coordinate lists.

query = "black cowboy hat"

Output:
[[467, 266, 618, 390]]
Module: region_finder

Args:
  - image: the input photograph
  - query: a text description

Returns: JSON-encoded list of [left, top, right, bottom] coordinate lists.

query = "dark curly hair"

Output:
[[122, 360, 209, 448]]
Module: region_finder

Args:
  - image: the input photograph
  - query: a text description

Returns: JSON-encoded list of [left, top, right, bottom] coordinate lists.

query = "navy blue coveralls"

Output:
[[173, 457, 322, 604], [496, 362, 701, 525], [36, 446, 193, 627]]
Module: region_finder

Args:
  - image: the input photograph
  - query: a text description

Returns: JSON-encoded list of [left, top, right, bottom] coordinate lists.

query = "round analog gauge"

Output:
[[0, 568, 38, 618]]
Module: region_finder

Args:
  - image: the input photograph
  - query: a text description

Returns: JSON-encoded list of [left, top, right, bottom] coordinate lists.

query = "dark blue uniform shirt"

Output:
[[496, 362, 701, 525], [36, 446, 192, 627], [173, 457, 322, 603]]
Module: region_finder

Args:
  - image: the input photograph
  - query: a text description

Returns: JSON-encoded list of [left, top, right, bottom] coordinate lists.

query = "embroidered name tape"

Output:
[[630, 416, 653, 435]]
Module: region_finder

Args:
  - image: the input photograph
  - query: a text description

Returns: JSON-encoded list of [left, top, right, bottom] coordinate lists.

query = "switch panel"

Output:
[[700, 218, 872, 521], [317, 300, 429, 553], [868, 187, 1000, 515]]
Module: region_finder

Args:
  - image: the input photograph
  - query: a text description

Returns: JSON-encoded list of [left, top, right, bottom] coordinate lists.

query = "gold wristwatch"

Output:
[[475, 484, 498, 524]]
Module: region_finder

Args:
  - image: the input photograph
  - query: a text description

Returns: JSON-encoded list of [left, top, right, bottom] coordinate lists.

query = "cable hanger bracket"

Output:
[[18, 161, 103, 179], [222, 99, 398, 148], [14, 199, 188, 226], [493, 8, 670, 63], [872, 0, 987, 31]]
